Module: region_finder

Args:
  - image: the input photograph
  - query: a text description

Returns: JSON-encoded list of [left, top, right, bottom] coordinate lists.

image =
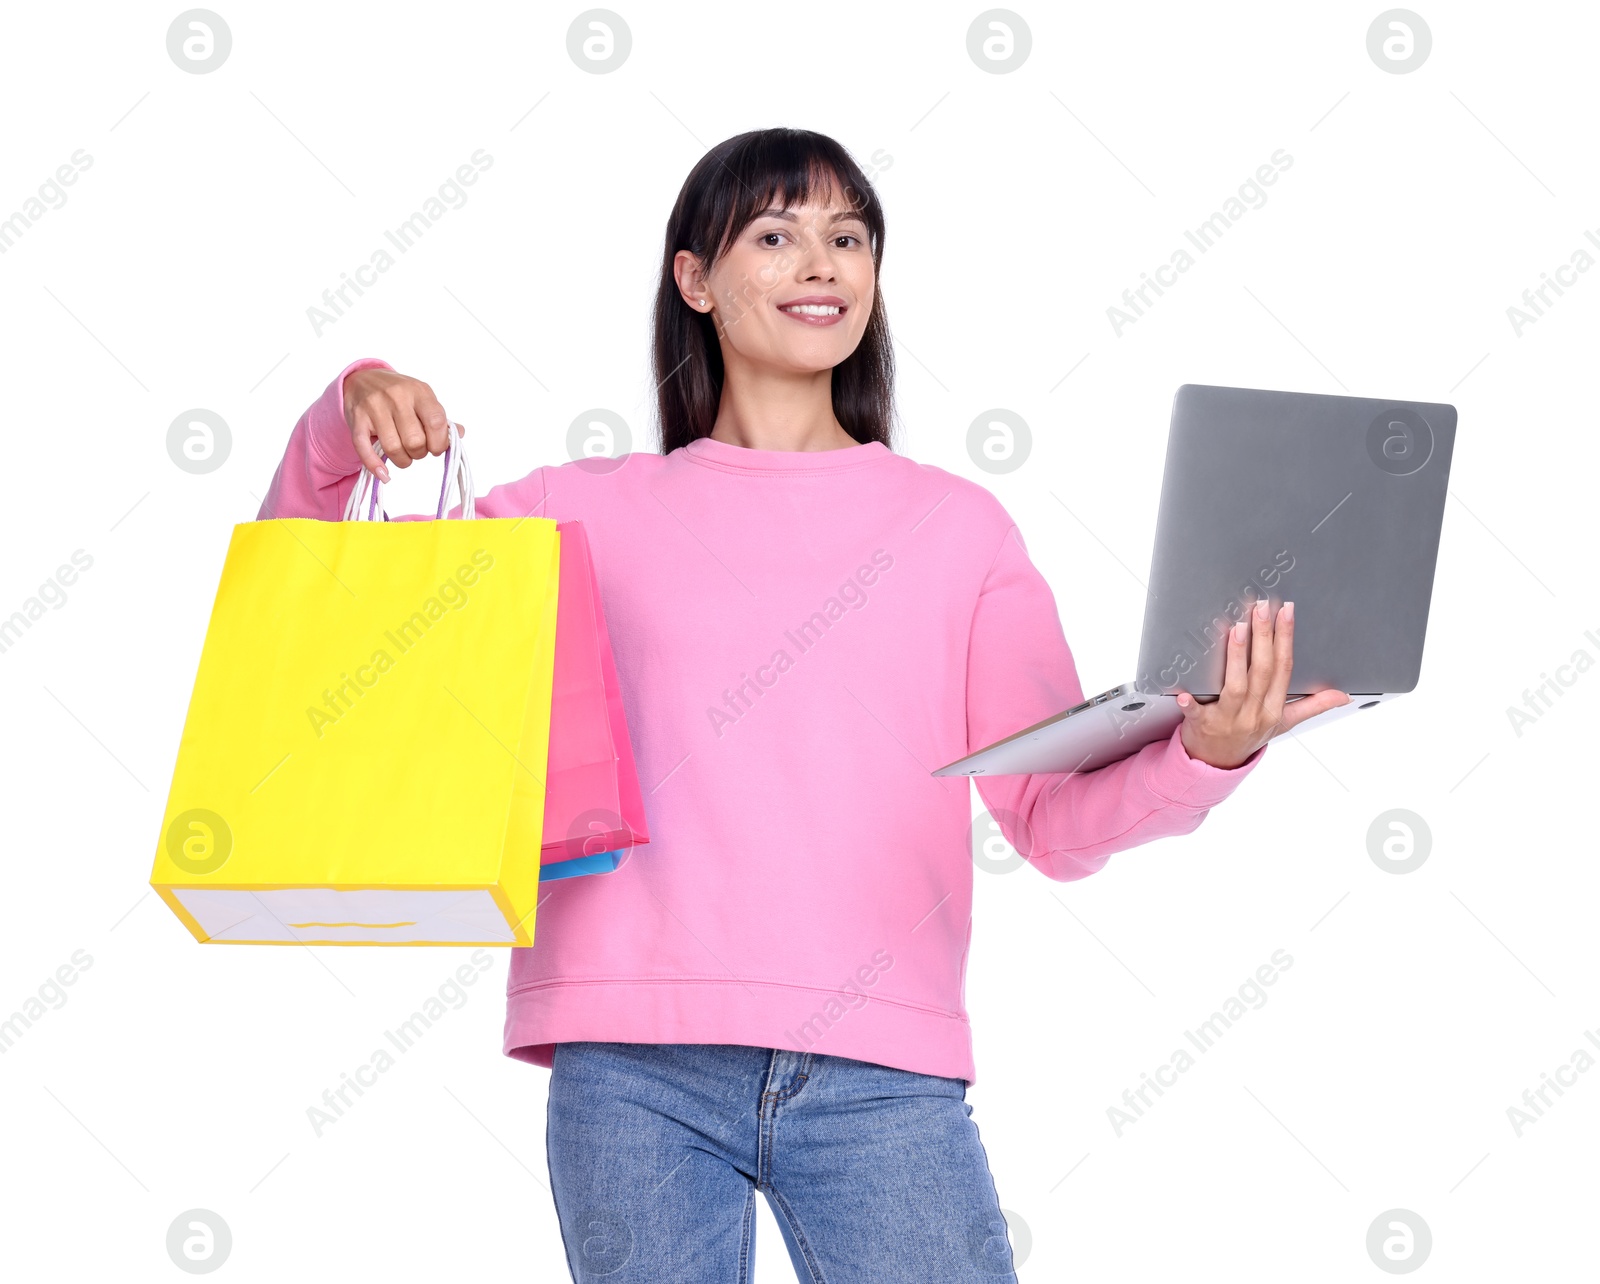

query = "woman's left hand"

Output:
[[1174, 598, 1350, 769]]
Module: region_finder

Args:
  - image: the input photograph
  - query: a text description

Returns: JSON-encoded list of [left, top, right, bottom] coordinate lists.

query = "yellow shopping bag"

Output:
[[151, 430, 561, 946]]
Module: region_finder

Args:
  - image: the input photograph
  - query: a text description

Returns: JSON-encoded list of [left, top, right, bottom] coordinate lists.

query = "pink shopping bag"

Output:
[[542, 520, 649, 868]]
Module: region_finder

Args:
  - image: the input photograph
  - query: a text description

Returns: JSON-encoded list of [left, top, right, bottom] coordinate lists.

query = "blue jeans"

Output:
[[546, 1042, 1019, 1283]]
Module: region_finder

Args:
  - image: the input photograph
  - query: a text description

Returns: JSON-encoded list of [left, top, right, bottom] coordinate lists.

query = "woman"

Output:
[[261, 128, 1345, 1283]]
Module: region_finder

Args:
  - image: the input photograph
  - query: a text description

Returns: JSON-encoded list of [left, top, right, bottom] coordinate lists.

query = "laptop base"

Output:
[[932, 685, 1399, 777]]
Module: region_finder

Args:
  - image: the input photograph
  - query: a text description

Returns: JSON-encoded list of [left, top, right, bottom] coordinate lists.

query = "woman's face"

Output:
[[678, 182, 875, 374]]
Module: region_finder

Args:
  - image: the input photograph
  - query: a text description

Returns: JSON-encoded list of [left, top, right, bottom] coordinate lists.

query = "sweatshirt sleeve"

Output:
[[966, 521, 1266, 883], [256, 357, 394, 520]]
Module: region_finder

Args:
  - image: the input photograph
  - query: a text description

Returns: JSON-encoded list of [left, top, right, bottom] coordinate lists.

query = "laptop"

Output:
[[933, 383, 1457, 778]]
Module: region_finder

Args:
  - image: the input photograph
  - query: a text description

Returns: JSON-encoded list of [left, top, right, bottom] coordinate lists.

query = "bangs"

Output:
[[694, 132, 883, 268]]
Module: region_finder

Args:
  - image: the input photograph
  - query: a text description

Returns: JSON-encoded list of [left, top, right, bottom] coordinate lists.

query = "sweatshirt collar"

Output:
[[679, 433, 892, 475]]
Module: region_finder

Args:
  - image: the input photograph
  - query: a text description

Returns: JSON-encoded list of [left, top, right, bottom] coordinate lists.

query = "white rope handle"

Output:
[[343, 421, 475, 522]]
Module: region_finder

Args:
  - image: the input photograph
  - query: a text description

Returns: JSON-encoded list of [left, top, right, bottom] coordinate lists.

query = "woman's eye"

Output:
[[754, 229, 863, 249]]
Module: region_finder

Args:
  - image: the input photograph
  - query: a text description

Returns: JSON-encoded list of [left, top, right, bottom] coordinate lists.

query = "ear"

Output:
[[672, 249, 709, 307]]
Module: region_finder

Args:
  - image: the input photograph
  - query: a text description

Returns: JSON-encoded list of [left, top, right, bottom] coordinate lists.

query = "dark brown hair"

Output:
[[651, 128, 896, 454]]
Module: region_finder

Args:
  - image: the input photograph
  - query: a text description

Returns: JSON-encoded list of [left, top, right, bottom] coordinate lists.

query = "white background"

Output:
[[1, 1, 1594, 1279]]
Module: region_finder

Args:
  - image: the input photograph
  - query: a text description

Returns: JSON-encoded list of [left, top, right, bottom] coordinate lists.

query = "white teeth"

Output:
[[781, 304, 841, 316]]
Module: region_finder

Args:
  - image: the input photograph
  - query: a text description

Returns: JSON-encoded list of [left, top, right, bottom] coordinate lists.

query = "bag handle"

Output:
[[342, 421, 475, 522]]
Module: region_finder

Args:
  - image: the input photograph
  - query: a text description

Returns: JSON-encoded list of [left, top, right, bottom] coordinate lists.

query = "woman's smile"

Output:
[[777, 294, 849, 326]]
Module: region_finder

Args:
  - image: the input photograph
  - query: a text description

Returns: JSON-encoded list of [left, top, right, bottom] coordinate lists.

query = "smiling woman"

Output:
[[258, 125, 1288, 1284], [652, 129, 895, 454]]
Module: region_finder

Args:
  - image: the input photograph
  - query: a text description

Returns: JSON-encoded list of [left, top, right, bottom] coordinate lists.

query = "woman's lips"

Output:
[[777, 302, 847, 327]]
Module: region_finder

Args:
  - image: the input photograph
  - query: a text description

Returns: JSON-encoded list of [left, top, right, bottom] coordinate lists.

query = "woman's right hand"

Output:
[[343, 367, 466, 482]]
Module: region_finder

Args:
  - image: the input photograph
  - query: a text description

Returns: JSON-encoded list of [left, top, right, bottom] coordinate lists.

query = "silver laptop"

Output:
[[933, 384, 1457, 778]]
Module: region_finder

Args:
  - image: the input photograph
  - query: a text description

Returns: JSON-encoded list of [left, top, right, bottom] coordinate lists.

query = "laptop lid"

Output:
[[1133, 384, 1456, 697]]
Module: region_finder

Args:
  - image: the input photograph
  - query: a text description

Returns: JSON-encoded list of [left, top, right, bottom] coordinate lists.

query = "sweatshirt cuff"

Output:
[[1140, 722, 1267, 808], [308, 357, 394, 474]]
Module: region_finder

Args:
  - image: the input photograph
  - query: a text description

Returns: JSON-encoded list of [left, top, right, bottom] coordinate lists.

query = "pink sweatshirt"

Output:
[[259, 358, 1267, 1084]]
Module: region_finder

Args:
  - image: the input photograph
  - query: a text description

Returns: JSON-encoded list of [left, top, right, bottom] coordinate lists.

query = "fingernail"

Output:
[[1234, 620, 1248, 640], [1255, 598, 1268, 619], [1282, 601, 1294, 620]]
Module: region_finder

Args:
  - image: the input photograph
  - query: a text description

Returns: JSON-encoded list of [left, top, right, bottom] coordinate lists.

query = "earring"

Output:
[[700, 299, 710, 309]]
